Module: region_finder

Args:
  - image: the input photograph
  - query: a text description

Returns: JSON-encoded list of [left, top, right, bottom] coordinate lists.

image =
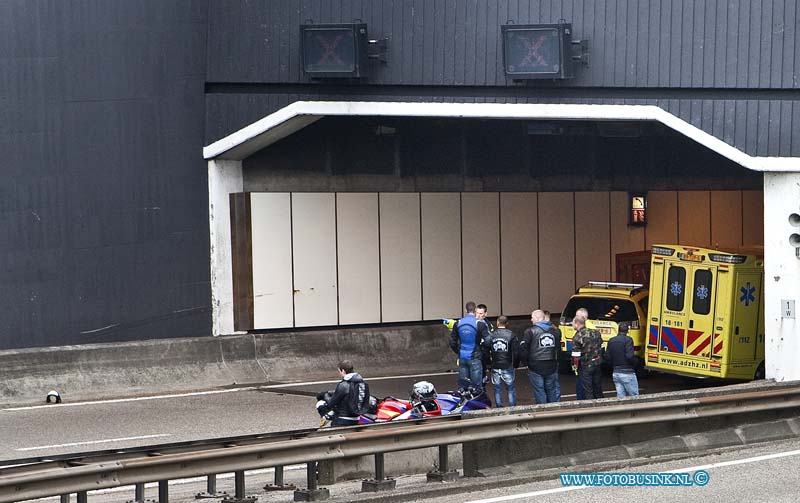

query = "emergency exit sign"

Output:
[[782, 299, 795, 319]]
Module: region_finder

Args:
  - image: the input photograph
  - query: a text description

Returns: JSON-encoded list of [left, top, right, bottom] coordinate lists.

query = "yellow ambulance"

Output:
[[558, 282, 650, 370], [645, 244, 765, 380]]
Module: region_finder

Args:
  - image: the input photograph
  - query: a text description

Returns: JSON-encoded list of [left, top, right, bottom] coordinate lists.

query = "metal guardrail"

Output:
[[2, 386, 800, 502]]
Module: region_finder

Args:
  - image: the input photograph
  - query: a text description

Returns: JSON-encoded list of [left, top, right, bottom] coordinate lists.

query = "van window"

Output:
[[692, 269, 713, 315], [666, 266, 686, 311], [562, 298, 638, 322]]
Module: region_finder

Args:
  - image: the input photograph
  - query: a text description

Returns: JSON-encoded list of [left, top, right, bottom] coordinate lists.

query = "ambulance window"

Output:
[[666, 266, 686, 311], [692, 269, 713, 315]]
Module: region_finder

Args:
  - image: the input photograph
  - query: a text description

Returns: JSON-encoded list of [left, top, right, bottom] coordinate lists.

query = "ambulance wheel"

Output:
[[753, 362, 765, 381]]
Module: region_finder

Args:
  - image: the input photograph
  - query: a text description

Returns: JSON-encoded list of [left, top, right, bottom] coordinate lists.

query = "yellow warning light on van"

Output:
[[677, 251, 703, 262]]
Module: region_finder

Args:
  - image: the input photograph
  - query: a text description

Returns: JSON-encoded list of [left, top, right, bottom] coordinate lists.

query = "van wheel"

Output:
[[754, 362, 766, 381]]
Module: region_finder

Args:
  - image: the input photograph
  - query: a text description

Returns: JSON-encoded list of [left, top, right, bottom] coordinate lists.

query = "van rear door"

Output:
[[656, 262, 717, 359], [729, 271, 761, 362], [683, 266, 717, 359]]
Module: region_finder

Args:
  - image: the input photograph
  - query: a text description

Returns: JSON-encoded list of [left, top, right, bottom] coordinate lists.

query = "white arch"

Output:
[[203, 101, 799, 172]]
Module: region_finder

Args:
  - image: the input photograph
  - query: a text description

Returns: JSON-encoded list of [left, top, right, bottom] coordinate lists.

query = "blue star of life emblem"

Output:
[[739, 282, 756, 306], [696, 284, 709, 300], [670, 281, 682, 297]]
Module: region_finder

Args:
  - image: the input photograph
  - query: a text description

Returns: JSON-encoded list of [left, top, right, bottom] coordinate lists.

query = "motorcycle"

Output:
[[356, 383, 491, 425]]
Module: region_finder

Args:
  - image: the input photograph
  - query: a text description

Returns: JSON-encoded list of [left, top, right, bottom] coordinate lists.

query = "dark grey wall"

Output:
[[0, 0, 789, 351], [206, 0, 800, 157], [0, 1, 210, 349]]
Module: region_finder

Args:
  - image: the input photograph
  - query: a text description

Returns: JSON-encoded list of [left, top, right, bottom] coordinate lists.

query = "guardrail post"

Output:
[[264, 465, 296, 491], [158, 480, 169, 503], [134, 482, 145, 502], [77, 491, 87, 503], [293, 461, 330, 501], [426, 445, 459, 482], [220, 471, 257, 502], [361, 452, 396, 492], [196, 474, 228, 499]]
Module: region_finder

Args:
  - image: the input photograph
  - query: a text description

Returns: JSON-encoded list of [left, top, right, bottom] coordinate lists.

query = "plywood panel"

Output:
[[711, 191, 743, 249], [421, 193, 462, 320], [609, 191, 646, 281], [292, 193, 338, 327], [575, 192, 611, 287], [461, 193, 501, 316], [538, 192, 575, 313], [645, 191, 678, 249], [500, 193, 539, 316], [251, 193, 293, 329], [337, 193, 380, 325], [379, 193, 422, 322], [231, 193, 254, 331], [742, 190, 764, 246], [678, 191, 711, 247]]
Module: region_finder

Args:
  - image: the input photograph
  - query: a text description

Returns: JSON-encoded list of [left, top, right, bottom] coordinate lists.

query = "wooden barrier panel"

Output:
[[337, 193, 380, 325], [500, 193, 539, 316], [251, 193, 293, 329], [461, 193, 501, 316], [379, 193, 423, 322], [421, 193, 462, 320], [292, 193, 338, 327]]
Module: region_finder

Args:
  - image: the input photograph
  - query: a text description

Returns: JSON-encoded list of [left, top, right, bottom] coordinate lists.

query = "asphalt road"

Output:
[[420, 437, 800, 503], [0, 369, 721, 462]]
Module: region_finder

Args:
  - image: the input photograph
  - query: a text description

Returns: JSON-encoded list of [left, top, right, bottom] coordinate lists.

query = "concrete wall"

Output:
[[765, 172, 800, 381], [0, 324, 453, 406]]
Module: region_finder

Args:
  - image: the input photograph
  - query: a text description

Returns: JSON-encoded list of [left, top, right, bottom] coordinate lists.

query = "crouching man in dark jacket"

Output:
[[316, 360, 366, 426], [605, 322, 639, 397]]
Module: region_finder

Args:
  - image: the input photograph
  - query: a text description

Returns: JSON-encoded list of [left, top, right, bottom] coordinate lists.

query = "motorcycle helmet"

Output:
[[409, 381, 437, 407]]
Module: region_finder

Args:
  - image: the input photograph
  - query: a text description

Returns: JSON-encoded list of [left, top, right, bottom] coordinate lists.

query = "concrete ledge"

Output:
[[461, 380, 800, 475], [0, 324, 454, 406], [736, 419, 797, 444]]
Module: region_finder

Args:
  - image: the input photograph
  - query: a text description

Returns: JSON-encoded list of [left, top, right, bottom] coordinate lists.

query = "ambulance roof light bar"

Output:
[[586, 281, 644, 290], [651, 246, 676, 256]]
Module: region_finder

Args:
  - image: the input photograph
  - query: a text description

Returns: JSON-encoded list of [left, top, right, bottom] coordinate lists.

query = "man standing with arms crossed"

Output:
[[449, 301, 489, 390]]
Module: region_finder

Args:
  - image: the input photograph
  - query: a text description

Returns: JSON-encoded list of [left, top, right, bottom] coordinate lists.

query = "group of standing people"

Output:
[[449, 301, 639, 407]]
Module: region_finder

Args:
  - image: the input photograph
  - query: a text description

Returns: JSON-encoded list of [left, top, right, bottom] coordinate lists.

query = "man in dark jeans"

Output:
[[316, 360, 367, 427], [450, 301, 490, 390], [520, 309, 561, 404], [482, 315, 519, 407], [571, 314, 604, 400], [605, 322, 640, 397]]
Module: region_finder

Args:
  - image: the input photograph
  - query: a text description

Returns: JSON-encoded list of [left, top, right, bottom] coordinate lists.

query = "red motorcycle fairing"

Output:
[[358, 397, 442, 424]]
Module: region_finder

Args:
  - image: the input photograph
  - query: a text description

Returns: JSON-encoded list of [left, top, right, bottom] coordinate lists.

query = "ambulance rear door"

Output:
[[657, 262, 717, 359], [728, 271, 761, 363]]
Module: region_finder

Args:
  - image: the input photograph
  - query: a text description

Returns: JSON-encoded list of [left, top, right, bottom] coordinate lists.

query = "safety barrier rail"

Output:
[[2, 386, 800, 502]]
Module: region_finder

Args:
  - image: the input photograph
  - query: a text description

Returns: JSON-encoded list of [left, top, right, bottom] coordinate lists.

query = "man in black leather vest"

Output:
[[520, 310, 562, 404], [482, 315, 519, 407]]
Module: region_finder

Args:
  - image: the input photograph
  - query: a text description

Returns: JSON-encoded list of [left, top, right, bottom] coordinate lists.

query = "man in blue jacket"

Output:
[[449, 301, 489, 390]]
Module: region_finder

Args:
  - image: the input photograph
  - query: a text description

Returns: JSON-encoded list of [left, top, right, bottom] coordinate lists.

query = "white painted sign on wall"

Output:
[[782, 299, 796, 319]]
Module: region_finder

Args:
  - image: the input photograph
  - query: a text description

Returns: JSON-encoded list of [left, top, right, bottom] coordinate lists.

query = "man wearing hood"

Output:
[[316, 360, 367, 427], [520, 309, 562, 404]]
